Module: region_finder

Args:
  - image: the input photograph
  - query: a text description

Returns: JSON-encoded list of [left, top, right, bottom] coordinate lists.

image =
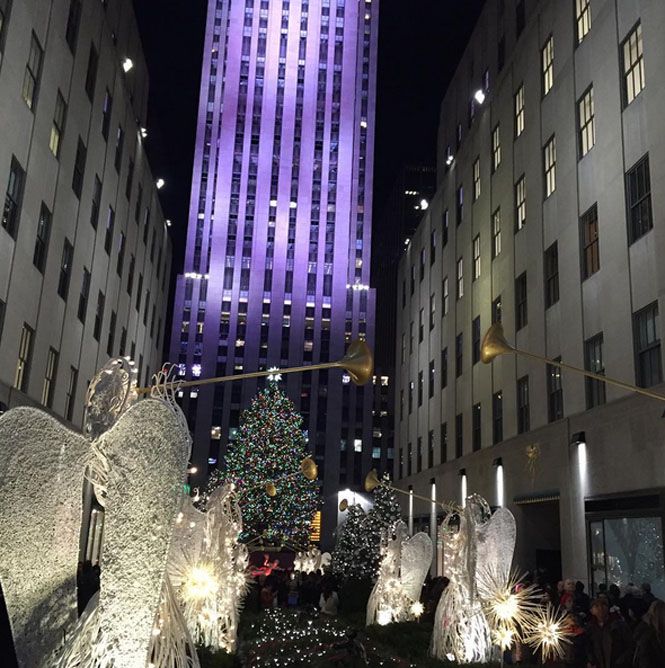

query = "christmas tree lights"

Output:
[[205, 385, 319, 547]]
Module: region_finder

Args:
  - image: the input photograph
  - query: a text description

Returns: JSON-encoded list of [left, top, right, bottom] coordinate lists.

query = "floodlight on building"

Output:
[[420, 199, 429, 210], [140, 127, 148, 139], [493, 458, 504, 507], [474, 89, 486, 104], [459, 468, 467, 507], [156, 178, 165, 190], [122, 58, 134, 73]]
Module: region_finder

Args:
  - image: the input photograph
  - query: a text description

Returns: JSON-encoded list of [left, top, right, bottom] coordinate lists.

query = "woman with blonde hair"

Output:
[[633, 599, 665, 668]]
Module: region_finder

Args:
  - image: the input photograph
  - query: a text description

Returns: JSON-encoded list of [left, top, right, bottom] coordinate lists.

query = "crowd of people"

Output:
[[245, 569, 341, 617]]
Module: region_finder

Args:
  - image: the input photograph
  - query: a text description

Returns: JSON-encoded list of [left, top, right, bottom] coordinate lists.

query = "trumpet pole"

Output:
[[135, 360, 342, 395], [512, 347, 665, 404], [378, 481, 450, 510]]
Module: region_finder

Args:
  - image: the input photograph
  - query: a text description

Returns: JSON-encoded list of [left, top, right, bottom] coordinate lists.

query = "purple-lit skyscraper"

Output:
[[170, 0, 378, 546]]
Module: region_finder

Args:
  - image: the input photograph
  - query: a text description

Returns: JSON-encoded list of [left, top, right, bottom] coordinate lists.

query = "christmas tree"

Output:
[[331, 474, 402, 580], [206, 384, 319, 547]]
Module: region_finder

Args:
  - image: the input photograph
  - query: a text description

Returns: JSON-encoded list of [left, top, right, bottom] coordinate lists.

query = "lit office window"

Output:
[[42, 347, 59, 408], [492, 208, 501, 259], [473, 157, 481, 201], [472, 235, 481, 280], [49, 91, 67, 158], [576, 0, 591, 44], [22, 33, 44, 110], [544, 136, 556, 198], [578, 86, 595, 157], [514, 84, 525, 137], [515, 175, 526, 230], [626, 155, 652, 244], [581, 204, 600, 278], [542, 35, 554, 96], [456, 257, 464, 299], [622, 23, 645, 107], [492, 124, 501, 172]]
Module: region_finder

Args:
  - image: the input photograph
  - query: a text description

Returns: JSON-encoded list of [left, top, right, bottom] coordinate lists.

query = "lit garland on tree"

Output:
[[331, 473, 401, 580], [205, 385, 319, 547]]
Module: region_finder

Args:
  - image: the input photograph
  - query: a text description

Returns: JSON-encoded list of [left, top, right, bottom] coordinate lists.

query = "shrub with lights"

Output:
[[331, 473, 401, 581], [205, 384, 319, 548]]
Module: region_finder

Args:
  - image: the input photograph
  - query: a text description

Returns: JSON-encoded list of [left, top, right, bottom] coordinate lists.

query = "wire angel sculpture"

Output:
[[0, 359, 248, 668], [431, 495, 517, 663], [366, 520, 432, 626], [293, 546, 330, 574]]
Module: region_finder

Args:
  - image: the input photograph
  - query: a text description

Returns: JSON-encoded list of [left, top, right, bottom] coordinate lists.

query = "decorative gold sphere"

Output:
[[300, 456, 318, 481], [265, 482, 277, 497]]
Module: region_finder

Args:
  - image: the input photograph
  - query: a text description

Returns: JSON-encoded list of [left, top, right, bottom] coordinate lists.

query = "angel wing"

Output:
[[474, 507, 516, 584], [0, 407, 89, 668], [400, 532, 433, 603]]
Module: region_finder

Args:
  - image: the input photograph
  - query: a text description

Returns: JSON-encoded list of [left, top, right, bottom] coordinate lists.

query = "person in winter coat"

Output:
[[633, 600, 665, 668], [586, 597, 634, 668]]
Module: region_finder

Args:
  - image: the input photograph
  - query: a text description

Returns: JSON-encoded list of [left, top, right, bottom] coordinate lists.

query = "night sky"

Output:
[[133, 0, 485, 313]]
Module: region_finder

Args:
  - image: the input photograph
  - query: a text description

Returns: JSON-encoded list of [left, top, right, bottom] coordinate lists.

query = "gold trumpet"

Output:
[[137, 339, 373, 394], [364, 469, 450, 509], [338, 498, 349, 512], [481, 323, 665, 404]]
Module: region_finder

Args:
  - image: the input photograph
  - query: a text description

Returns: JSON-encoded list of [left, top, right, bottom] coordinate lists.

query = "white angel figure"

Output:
[[366, 521, 432, 626]]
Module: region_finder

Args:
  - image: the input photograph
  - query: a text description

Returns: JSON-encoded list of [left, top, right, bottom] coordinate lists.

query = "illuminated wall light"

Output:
[[459, 468, 467, 507], [474, 89, 486, 104], [269, 199, 277, 207], [122, 57, 134, 73], [408, 485, 414, 535], [191, 364, 202, 378], [420, 199, 429, 210], [165, 219, 172, 227], [140, 127, 148, 139], [493, 458, 504, 507], [156, 178, 166, 189], [573, 431, 587, 487]]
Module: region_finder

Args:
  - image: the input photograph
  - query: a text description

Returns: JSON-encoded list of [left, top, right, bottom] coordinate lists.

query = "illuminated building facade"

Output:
[[170, 0, 378, 546]]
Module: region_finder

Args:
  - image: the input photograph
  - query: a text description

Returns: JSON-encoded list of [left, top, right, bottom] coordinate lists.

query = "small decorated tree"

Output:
[[332, 474, 402, 580], [206, 384, 319, 547]]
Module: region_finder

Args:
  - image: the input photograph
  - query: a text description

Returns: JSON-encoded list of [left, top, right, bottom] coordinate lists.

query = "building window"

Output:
[[78, 267, 90, 323], [492, 124, 501, 172], [542, 35, 554, 96], [57, 239, 74, 300], [428, 430, 434, 468], [442, 210, 449, 247], [429, 293, 435, 330], [456, 123, 463, 150], [455, 414, 463, 458], [456, 258, 463, 300], [517, 375, 530, 433], [441, 347, 448, 389], [85, 43, 98, 101], [417, 437, 422, 472], [42, 347, 59, 408], [472, 235, 481, 280], [65, 0, 82, 53], [49, 91, 67, 158], [3, 156, 25, 238], [492, 208, 501, 259], [473, 158, 481, 201], [492, 295, 502, 324], [456, 185, 464, 226], [93, 291, 105, 341], [114, 126, 124, 172], [33, 203, 52, 273], [410, 265, 415, 295], [90, 175, 102, 229], [107, 310, 116, 356], [64, 366, 78, 421], [22, 32, 44, 110], [409, 322, 414, 354], [585, 333, 606, 408], [116, 232, 126, 276], [440, 422, 448, 463], [419, 247, 426, 282], [72, 137, 87, 198], [576, 0, 591, 44], [634, 302, 662, 388], [544, 136, 557, 198], [626, 155, 652, 244], [515, 175, 526, 231], [418, 370, 424, 407], [419, 308, 424, 342], [399, 389, 404, 421], [622, 23, 645, 107], [455, 333, 463, 377], [429, 359, 435, 398], [581, 204, 600, 279], [401, 334, 406, 364], [443, 276, 449, 315], [104, 207, 115, 254], [408, 381, 414, 414], [472, 403, 481, 452], [0, 299, 4, 343], [515, 272, 527, 330], [514, 84, 525, 137], [492, 391, 503, 444], [14, 323, 34, 392], [430, 229, 436, 265], [578, 86, 595, 158], [547, 360, 563, 422], [0, 0, 10, 65], [472, 316, 481, 365], [498, 35, 505, 72], [544, 242, 559, 308], [101, 89, 113, 140], [516, 0, 525, 37]]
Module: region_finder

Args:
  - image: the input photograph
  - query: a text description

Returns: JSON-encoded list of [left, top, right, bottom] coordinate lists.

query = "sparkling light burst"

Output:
[[524, 604, 571, 662], [182, 563, 220, 602]]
